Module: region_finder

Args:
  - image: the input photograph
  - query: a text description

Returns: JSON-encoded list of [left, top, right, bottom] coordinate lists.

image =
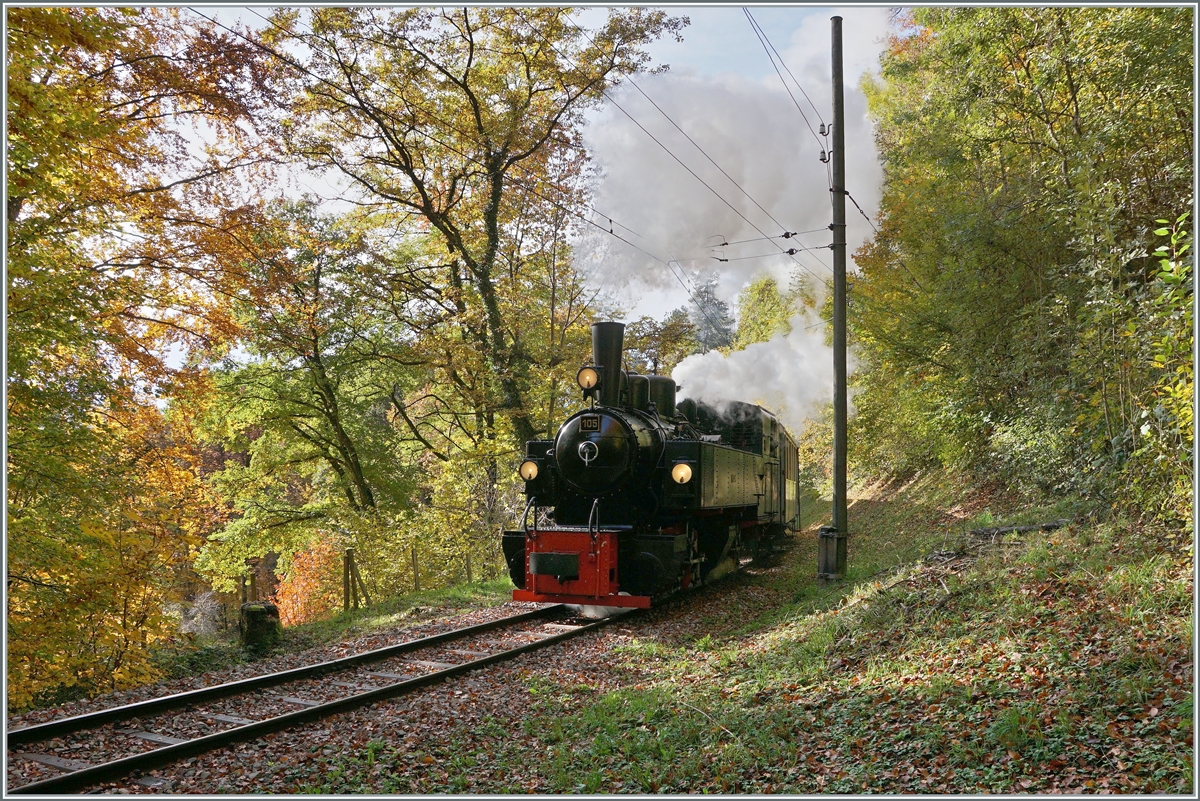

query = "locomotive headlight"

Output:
[[671, 462, 693, 484], [519, 460, 539, 481], [576, 366, 600, 390]]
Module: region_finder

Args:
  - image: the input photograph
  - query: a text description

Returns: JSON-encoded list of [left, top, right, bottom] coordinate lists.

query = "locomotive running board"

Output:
[[512, 590, 651, 608]]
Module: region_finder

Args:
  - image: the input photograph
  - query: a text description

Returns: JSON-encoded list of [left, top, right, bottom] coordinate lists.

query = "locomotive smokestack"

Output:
[[591, 321, 625, 407]]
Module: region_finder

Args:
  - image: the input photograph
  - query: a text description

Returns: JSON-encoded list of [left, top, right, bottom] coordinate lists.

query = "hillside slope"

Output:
[[468, 477, 1193, 794]]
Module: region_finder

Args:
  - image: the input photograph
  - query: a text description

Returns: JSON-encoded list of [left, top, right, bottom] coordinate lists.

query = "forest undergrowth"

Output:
[[481, 481, 1192, 793], [145, 580, 517, 685], [345, 473, 1192, 795], [16, 472, 1190, 796]]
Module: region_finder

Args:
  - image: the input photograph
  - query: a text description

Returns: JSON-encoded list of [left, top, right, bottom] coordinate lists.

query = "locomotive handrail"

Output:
[[587, 498, 600, 540], [521, 497, 537, 536]]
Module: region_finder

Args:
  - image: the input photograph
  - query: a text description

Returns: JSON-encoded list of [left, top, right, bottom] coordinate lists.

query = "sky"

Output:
[[569, 5, 894, 432], [576, 5, 892, 320], [208, 5, 893, 320]]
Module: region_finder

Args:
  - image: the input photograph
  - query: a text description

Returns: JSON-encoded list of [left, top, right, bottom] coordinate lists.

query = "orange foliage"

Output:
[[274, 538, 343, 626]]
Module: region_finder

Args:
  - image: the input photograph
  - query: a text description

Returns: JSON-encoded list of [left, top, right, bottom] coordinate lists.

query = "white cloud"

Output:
[[577, 6, 890, 319]]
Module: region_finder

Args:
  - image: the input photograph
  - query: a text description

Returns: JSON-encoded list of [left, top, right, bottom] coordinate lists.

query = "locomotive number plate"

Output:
[[580, 415, 600, 431]]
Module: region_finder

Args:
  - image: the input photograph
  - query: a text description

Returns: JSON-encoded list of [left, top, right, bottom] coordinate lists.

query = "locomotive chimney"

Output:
[[591, 321, 625, 407]]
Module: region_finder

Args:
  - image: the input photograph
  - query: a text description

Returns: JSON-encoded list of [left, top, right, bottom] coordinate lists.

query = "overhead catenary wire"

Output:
[[227, 8, 741, 333], [235, 7, 654, 253], [623, 75, 802, 252], [572, 66, 833, 287], [196, 8, 931, 358], [741, 9, 878, 241], [742, 9, 851, 223], [514, 7, 834, 285], [199, 7, 830, 334], [215, 11, 658, 250], [846, 190, 880, 234], [713, 227, 831, 247], [744, 9, 828, 132], [712, 242, 833, 263], [743, 8, 827, 159]]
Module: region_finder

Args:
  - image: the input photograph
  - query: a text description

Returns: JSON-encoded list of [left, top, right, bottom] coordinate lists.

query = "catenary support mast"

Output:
[[819, 15, 849, 580]]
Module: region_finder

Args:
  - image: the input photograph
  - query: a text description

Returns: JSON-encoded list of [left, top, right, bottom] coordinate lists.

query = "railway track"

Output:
[[7, 604, 631, 794]]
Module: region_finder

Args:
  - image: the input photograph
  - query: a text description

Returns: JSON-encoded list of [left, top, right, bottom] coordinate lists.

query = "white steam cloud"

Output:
[[579, 8, 887, 435], [671, 311, 853, 437], [578, 7, 888, 310]]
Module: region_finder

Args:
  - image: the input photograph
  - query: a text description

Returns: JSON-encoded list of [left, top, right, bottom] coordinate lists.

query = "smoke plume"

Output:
[[672, 310, 852, 437], [577, 7, 888, 312]]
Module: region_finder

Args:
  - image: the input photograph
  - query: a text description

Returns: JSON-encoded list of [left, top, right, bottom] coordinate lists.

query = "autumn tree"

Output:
[[733, 274, 794, 348], [688, 278, 736, 352], [188, 7, 689, 593], [853, 8, 1192, 519], [263, 6, 687, 445], [6, 7, 272, 707], [625, 310, 699, 374], [192, 201, 428, 592]]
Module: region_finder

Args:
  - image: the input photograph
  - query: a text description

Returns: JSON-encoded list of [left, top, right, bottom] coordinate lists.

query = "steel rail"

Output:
[[7, 605, 561, 748], [10, 608, 634, 795]]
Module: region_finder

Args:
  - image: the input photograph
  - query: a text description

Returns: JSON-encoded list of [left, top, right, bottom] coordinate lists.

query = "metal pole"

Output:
[[820, 15, 849, 580]]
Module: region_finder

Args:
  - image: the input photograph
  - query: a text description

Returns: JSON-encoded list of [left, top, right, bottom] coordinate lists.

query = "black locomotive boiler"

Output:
[[502, 321, 801, 608]]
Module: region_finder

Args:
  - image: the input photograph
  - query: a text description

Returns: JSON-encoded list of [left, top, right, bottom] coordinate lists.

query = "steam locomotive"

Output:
[[502, 321, 801, 608]]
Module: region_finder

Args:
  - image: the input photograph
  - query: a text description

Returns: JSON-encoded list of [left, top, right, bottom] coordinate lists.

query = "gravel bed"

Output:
[[8, 603, 538, 729], [119, 569, 783, 793], [9, 726, 164, 789], [6, 602, 546, 792], [8, 562, 794, 793]]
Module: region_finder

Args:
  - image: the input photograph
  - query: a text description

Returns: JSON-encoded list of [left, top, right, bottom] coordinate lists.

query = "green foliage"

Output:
[[1083, 215, 1193, 523], [193, 201, 420, 590], [625, 309, 699, 374], [270, 6, 686, 445], [688, 277, 736, 351], [733, 274, 793, 349], [988, 702, 1045, 753], [300, 476, 1189, 794], [8, 6, 692, 709], [193, 8, 689, 603], [852, 8, 1193, 523], [5, 7, 265, 711]]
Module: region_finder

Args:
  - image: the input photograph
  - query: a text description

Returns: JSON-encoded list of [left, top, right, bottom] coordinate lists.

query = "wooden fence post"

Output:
[[411, 546, 420, 592], [349, 549, 372, 608], [352, 548, 361, 609], [466, 552, 473, 585], [343, 549, 351, 612]]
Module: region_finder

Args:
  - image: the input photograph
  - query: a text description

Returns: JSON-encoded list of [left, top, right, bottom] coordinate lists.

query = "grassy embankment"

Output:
[[315, 473, 1192, 794]]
